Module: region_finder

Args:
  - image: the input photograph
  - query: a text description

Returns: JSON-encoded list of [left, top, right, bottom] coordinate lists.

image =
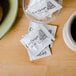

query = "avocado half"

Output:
[[0, 0, 18, 39]]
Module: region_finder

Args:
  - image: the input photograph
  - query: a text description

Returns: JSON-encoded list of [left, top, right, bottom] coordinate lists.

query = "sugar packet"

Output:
[[28, 21, 57, 47], [44, 24, 57, 37], [44, 24, 57, 48], [20, 21, 57, 61], [27, 47, 51, 61], [26, 0, 62, 19], [20, 22, 54, 56], [27, 21, 52, 60]]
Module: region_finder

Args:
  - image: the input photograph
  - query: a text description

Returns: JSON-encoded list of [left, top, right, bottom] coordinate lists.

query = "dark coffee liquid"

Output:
[[0, 0, 10, 24], [71, 16, 76, 42]]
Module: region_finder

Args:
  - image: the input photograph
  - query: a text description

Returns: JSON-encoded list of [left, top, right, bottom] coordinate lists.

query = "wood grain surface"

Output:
[[0, 0, 76, 76]]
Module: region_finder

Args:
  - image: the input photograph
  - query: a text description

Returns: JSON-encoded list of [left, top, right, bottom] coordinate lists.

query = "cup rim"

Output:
[[63, 11, 76, 51]]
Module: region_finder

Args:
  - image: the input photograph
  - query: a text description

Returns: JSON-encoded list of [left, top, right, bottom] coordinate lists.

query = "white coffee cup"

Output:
[[63, 11, 76, 51]]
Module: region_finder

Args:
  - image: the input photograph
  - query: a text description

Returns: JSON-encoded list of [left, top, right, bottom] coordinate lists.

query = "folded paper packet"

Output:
[[20, 21, 57, 61], [0, 65, 47, 76], [26, 0, 62, 19]]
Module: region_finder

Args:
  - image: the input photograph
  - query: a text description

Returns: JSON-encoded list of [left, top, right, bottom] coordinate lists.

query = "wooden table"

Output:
[[0, 0, 76, 76]]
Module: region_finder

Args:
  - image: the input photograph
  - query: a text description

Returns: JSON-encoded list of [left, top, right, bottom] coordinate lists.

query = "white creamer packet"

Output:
[[44, 24, 57, 48], [44, 24, 57, 37], [28, 47, 51, 61], [27, 21, 52, 60], [28, 21, 55, 41], [28, 21, 57, 48], [20, 25, 54, 55], [26, 0, 62, 19], [28, 21, 57, 37]]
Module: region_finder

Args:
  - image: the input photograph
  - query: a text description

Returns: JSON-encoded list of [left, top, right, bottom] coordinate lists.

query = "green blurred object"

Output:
[[0, 0, 18, 39]]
